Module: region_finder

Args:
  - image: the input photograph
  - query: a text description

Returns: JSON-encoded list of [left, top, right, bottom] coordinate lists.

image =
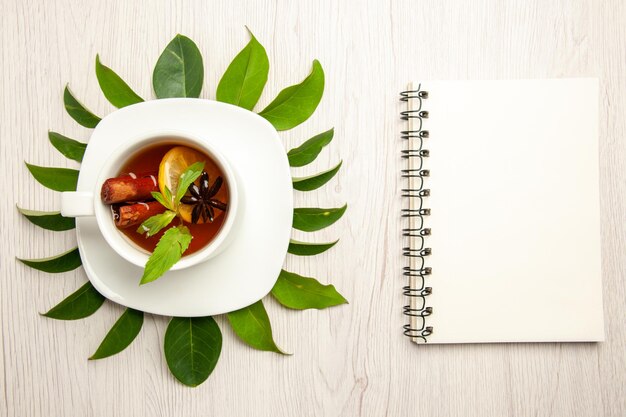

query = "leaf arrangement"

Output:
[[17, 30, 346, 387]]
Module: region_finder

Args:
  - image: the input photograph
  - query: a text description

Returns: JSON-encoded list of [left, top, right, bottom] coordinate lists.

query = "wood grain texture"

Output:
[[1, 0, 625, 416]]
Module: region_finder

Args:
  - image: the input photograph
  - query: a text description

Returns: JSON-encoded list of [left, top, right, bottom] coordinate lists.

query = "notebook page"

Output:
[[412, 79, 604, 343]]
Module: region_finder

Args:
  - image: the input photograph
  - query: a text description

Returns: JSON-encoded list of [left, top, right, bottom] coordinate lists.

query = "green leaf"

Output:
[[163, 186, 174, 207], [216, 28, 269, 110], [25, 163, 79, 192], [292, 161, 342, 191], [287, 128, 334, 167], [164, 316, 222, 387], [174, 161, 205, 203], [16, 206, 75, 231], [17, 247, 82, 273], [95, 54, 144, 108], [287, 239, 338, 256], [140, 226, 192, 285], [42, 281, 105, 320], [292, 204, 347, 232], [151, 191, 173, 211], [259, 60, 325, 131], [48, 131, 86, 162], [226, 300, 287, 354], [271, 270, 347, 310], [64, 85, 101, 128], [89, 308, 144, 360], [153, 34, 204, 98], [137, 210, 176, 237]]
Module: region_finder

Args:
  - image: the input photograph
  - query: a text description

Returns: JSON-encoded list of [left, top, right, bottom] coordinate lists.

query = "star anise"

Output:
[[180, 171, 227, 224]]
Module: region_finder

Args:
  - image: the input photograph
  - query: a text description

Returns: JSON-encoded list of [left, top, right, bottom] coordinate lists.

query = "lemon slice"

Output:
[[158, 145, 228, 224], [158, 146, 206, 198], [178, 203, 201, 224]]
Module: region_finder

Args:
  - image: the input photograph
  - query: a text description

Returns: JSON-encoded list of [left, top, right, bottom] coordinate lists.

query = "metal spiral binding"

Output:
[[400, 85, 433, 342]]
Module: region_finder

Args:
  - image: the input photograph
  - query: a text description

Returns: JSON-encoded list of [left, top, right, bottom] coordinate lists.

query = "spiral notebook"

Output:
[[400, 78, 604, 344]]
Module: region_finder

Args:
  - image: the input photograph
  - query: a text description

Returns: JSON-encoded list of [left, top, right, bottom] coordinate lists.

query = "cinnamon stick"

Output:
[[112, 201, 167, 229], [101, 172, 159, 204]]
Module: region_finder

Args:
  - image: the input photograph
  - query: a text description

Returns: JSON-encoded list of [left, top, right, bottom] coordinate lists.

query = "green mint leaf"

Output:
[[137, 210, 176, 237], [226, 300, 288, 354], [42, 281, 105, 320], [48, 131, 87, 162], [17, 247, 82, 273], [292, 160, 342, 191], [140, 226, 192, 285], [151, 191, 174, 211], [95, 54, 144, 108], [164, 186, 174, 207], [271, 270, 347, 310], [287, 239, 338, 256], [16, 206, 75, 231], [89, 308, 144, 360], [292, 204, 347, 232], [164, 316, 222, 387], [287, 128, 334, 167], [216, 28, 269, 110], [63, 85, 101, 128], [25, 163, 79, 192], [258, 60, 324, 131], [152, 34, 204, 98], [174, 161, 205, 203]]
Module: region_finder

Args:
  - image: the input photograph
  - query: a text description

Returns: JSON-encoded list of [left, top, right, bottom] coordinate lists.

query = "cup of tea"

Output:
[[60, 131, 239, 270]]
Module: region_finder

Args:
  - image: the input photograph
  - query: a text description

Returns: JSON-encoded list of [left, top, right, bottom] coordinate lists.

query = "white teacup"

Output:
[[61, 132, 239, 271]]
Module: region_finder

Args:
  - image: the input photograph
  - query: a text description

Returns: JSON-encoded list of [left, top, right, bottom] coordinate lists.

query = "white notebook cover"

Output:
[[404, 79, 604, 344]]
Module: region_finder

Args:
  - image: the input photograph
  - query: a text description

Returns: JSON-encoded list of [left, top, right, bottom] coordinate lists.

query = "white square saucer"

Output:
[[76, 99, 293, 316]]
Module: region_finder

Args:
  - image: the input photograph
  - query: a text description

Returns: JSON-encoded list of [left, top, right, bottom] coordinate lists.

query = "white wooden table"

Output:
[[2, 1, 625, 416]]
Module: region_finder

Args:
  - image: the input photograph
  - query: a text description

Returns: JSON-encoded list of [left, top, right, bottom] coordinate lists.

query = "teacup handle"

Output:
[[61, 192, 95, 217]]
